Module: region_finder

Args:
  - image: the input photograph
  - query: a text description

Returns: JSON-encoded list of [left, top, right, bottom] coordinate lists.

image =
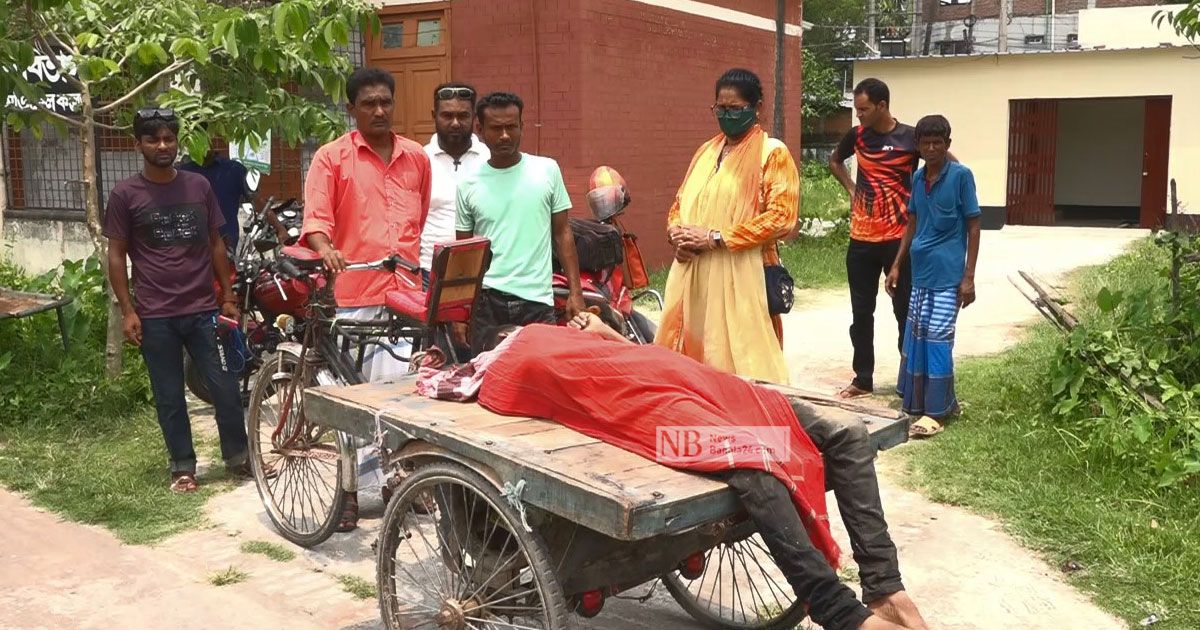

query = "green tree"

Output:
[[1156, 1, 1200, 46], [1, 0, 375, 375], [802, 0, 866, 126]]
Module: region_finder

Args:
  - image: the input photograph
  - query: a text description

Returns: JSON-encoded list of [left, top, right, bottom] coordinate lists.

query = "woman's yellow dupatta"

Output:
[[655, 126, 789, 383]]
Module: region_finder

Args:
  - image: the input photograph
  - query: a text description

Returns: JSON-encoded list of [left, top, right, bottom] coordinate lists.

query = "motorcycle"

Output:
[[185, 170, 305, 406], [552, 166, 662, 343]]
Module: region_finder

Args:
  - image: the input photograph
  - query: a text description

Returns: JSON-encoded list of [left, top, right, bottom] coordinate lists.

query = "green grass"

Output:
[[899, 238, 1200, 629], [240, 540, 297, 563], [0, 256, 236, 544], [0, 418, 236, 544], [208, 565, 250, 587], [335, 573, 377, 600]]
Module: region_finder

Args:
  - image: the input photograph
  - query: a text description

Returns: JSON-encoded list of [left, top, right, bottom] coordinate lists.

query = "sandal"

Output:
[[170, 472, 199, 494], [838, 383, 873, 399], [336, 493, 359, 532], [908, 416, 944, 439]]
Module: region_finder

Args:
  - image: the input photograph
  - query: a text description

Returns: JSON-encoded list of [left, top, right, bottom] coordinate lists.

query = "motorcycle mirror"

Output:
[[245, 170, 261, 194]]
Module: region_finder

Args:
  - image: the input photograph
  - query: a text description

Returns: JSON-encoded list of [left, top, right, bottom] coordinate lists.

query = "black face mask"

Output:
[[715, 106, 757, 138]]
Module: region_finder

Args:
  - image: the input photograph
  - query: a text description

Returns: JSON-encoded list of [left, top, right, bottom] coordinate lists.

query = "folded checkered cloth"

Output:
[[414, 328, 524, 401]]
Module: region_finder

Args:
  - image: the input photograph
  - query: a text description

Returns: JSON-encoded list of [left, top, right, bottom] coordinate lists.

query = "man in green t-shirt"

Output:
[[455, 91, 586, 353]]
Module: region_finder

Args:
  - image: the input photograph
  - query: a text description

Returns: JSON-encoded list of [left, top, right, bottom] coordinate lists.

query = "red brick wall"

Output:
[[450, 0, 802, 267]]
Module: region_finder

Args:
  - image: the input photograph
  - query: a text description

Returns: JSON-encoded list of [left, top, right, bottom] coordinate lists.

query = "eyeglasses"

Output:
[[436, 87, 475, 101], [712, 104, 754, 116], [135, 108, 176, 122]]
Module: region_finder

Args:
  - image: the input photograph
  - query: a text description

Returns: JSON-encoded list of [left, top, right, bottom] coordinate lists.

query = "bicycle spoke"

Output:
[[463, 616, 545, 630]]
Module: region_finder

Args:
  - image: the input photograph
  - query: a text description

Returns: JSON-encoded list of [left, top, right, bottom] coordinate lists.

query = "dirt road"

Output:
[[0, 225, 1144, 629]]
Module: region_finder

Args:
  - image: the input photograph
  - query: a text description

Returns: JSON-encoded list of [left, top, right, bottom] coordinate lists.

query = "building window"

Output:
[[381, 23, 404, 49], [939, 0, 971, 5], [1024, 34, 1045, 44], [1067, 33, 1079, 43], [937, 40, 971, 55], [880, 39, 909, 57], [416, 19, 441, 47]]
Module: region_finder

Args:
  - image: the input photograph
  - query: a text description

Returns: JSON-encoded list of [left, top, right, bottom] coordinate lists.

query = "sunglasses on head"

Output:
[[436, 87, 475, 101], [135, 108, 176, 122]]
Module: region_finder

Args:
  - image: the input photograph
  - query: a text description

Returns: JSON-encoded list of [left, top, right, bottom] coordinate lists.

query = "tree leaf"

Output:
[[285, 5, 306, 38], [1096, 287, 1121, 313]]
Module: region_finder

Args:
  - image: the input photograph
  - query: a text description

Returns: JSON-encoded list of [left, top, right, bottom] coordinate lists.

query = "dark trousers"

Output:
[[847, 238, 911, 390], [725, 400, 903, 630], [469, 288, 557, 355], [140, 310, 248, 474]]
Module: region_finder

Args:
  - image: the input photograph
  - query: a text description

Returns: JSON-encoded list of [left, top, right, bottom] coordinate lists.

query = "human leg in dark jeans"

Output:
[[791, 398, 927, 627], [141, 311, 248, 479], [725, 469, 872, 630], [847, 239, 911, 392]]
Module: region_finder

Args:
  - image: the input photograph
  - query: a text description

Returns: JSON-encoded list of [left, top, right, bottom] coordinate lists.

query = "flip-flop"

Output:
[[838, 383, 873, 399], [908, 416, 944, 439]]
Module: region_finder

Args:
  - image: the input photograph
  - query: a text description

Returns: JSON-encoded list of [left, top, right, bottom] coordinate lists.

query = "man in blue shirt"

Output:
[[179, 148, 250, 255], [885, 115, 980, 439]]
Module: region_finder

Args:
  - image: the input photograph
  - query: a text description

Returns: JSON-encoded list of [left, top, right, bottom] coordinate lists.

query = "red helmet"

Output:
[[586, 166, 630, 222]]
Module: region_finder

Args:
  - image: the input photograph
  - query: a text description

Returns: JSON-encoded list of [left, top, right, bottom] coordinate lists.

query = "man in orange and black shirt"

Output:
[[829, 78, 920, 398]]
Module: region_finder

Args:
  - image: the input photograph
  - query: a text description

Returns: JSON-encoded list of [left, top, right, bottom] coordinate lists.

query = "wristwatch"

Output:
[[710, 230, 724, 247]]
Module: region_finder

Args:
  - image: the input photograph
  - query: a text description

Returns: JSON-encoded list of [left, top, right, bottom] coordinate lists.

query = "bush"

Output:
[[800, 159, 850, 226], [0, 256, 151, 430], [1048, 236, 1200, 487]]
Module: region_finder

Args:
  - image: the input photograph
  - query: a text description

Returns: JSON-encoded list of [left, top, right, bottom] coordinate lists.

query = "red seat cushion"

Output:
[[385, 288, 427, 321]]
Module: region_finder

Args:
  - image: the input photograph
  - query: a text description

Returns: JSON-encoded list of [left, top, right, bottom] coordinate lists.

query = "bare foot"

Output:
[[868, 591, 929, 630], [858, 614, 908, 630]]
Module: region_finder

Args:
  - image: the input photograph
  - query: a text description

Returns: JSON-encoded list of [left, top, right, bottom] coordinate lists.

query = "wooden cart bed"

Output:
[[304, 378, 907, 542]]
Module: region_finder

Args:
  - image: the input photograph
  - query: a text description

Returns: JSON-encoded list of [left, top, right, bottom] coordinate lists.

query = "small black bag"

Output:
[[555, 218, 625, 272], [765, 264, 795, 315]]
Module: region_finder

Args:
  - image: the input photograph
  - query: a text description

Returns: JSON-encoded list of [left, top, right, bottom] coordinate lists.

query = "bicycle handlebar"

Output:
[[344, 254, 420, 275], [274, 254, 419, 281]]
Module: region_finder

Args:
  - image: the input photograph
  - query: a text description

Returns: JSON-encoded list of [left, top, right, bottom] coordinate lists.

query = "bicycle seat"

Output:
[[280, 245, 323, 270], [385, 287, 427, 321]]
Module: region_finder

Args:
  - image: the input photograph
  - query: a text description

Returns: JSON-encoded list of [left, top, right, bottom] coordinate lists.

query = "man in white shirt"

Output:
[[420, 82, 490, 286]]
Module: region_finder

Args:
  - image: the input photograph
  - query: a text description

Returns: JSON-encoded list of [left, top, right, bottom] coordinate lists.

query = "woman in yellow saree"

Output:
[[656, 68, 799, 384]]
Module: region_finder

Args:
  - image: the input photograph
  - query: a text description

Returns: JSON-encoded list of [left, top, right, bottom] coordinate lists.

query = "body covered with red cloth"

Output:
[[476, 324, 839, 567]]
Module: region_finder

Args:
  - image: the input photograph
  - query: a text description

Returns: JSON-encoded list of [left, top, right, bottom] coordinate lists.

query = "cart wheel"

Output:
[[662, 535, 808, 629], [377, 462, 569, 630], [247, 349, 349, 548]]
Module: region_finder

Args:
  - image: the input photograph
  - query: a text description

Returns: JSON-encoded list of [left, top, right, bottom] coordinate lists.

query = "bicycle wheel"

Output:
[[662, 535, 808, 629], [377, 462, 570, 630], [247, 348, 349, 547]]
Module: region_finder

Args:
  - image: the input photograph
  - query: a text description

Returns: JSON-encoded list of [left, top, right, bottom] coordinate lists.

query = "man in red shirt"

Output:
[[302, 67, 433, 529]]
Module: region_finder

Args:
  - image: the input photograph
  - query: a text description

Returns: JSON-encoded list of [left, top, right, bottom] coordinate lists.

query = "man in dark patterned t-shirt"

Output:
[[103, 109, 248, 493], [829, 78, 921, 399]]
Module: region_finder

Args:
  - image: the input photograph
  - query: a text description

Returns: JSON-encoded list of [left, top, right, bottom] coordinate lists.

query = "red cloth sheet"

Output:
[[477, 324, 839, 567]]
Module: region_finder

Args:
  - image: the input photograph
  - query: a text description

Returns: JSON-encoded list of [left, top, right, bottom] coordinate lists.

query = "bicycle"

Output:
[[246, 238, 492, 547], [245, 247, 425, 547]]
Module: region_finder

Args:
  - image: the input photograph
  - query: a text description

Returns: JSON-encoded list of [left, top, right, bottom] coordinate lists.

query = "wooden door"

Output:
[[367, 2, 451, 144], [1140, 96, 1172, 229], [1006, 99, 1058, 226]]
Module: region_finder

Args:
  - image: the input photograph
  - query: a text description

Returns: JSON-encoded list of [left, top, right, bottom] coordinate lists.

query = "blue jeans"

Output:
[[140, 310, 248, 474]]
